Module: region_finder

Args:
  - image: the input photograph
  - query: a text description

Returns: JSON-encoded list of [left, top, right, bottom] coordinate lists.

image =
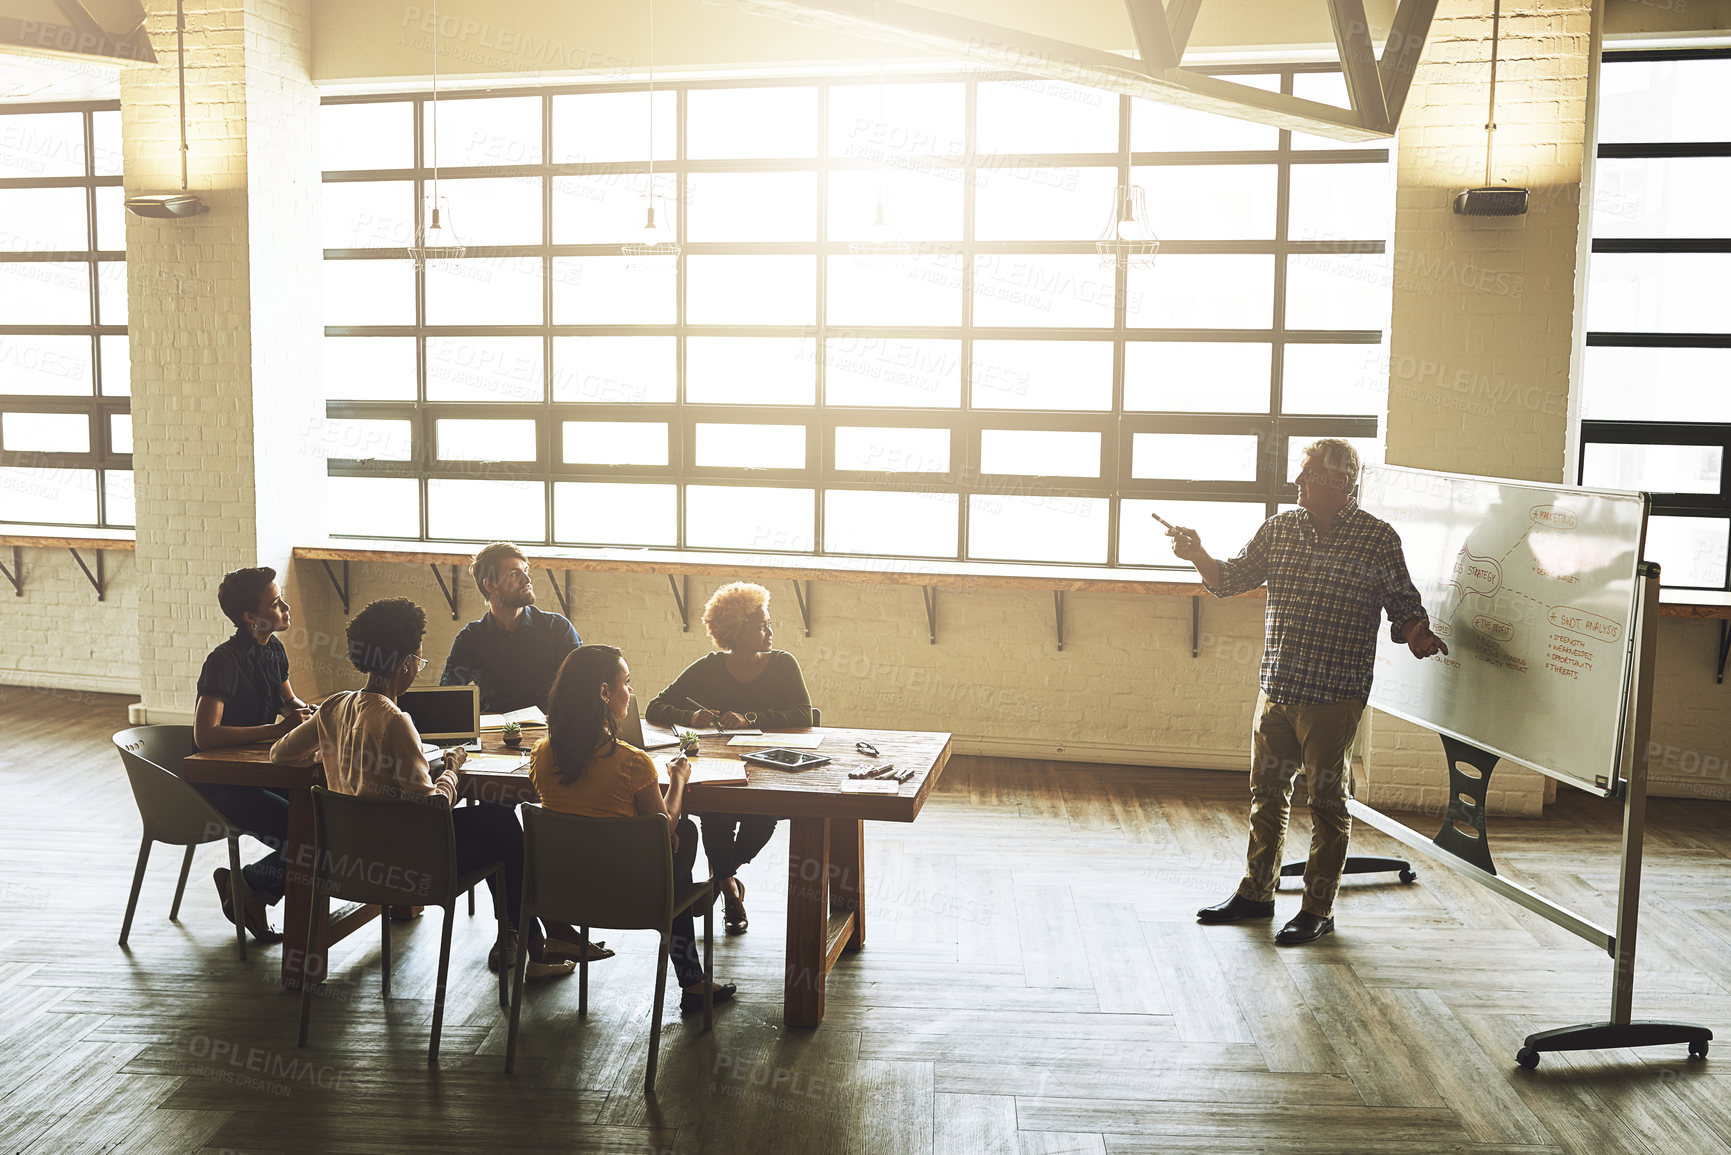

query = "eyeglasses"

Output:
[[411, 656, 429, 673], [855, 741, 879, 757], [1295, 469, 1347, 487]]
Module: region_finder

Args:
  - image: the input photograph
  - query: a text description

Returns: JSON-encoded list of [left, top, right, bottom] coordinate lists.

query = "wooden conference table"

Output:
[[181, 724, 951, 1028]]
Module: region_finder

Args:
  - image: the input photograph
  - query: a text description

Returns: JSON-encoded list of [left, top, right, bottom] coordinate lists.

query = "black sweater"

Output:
[[644, 651, 813, 730]]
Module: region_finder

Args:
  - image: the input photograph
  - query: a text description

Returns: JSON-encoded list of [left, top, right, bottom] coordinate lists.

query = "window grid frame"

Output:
[[0, 100, 129, 530], [1581, 46, 1731, 591], [321, 68, 1386, 563]]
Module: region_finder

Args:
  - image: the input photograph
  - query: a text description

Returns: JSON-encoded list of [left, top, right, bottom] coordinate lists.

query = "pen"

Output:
[[1148, 510, 1175, 530], [685, 696, 722, 729]]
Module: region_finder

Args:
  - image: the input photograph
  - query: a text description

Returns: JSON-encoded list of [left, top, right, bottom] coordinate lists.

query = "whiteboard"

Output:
[[1360, 464, 1648, 796]]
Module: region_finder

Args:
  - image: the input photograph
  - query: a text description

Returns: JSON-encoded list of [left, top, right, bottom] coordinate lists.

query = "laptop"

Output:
[[621, 697, 681, 751], [398, 685, 483, 752]]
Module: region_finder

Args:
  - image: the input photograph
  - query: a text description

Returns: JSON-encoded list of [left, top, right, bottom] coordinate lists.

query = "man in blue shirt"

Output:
[[440, 541, 581, 715]]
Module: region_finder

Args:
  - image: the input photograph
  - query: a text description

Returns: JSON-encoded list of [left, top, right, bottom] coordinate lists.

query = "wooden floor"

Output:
[[5, 686, 1731, 1154]]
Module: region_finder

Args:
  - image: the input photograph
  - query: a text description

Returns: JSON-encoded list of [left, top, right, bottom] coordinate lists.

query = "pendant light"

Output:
[[1095, 184, 1159, 269], [849, 41, 910, 262], [125, 0, 209, 218], [1453, 0, 1530, 216], [622, 0, 680, 266], [408, 0, 465, 268]]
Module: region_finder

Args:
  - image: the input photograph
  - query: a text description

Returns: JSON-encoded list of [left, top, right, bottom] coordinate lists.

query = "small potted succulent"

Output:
[[674, 727, 701, 758], [501, 720, 523, 748]]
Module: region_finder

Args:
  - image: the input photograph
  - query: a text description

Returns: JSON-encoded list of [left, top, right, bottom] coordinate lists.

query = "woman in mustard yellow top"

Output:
[[529, 644, 736, 1016]]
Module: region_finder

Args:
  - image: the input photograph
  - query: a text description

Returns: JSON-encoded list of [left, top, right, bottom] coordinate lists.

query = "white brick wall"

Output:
[[119, 0, 323, 724], [1373, 0, 1596, 818], [0, 548, 139, 694]]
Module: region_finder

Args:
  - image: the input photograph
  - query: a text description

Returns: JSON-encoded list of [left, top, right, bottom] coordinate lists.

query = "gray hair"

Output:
[[1302, 438, 1361, 486]]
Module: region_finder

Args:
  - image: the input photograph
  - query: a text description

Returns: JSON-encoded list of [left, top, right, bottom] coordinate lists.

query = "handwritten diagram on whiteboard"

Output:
[[1361, 465, 1647, 795]]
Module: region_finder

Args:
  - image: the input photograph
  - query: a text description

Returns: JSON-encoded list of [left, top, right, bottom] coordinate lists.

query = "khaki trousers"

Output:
[[1236, 691, 1366, 918]]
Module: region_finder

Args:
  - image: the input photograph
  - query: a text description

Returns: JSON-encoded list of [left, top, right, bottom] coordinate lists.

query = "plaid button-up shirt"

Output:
[[1205, 499, 1430, 705]]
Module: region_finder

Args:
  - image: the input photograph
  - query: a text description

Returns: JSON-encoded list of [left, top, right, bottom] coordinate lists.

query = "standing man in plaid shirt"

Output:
[[1168, 439, 1448, 945]]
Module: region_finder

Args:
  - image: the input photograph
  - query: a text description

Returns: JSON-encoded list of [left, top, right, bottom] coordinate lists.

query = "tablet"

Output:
[[739, 748, 831, 770]]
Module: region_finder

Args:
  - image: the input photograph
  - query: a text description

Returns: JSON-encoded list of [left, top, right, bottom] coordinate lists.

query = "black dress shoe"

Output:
[[681, 982, 737, 1016], [1275, 911, 1335, 945], [1196, 894, 1276, 923]]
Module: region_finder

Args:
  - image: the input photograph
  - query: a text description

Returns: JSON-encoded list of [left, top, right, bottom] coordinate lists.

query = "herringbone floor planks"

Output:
[[2, 684, 1729, 1153]]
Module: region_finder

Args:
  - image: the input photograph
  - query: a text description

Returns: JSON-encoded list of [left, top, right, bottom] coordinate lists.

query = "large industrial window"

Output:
[[0, 101, 130, 529], [320, 67, 1390, 566], [1582, 48, 1731, 590]]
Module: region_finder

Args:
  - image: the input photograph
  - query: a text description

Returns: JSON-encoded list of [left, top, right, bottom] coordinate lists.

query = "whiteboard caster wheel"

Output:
[[1399, 869, 1417, 884], [1690, 1041, 1709, 1059], [1516, 1047, 1540, 1070]]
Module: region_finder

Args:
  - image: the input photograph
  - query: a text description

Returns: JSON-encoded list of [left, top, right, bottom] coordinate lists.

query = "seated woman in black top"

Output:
[[646, 582, 811, 934]]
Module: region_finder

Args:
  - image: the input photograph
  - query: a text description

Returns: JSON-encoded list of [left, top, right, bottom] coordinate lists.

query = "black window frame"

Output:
[[0, 99, 130, 531], [1582, 46, 1731, 591]]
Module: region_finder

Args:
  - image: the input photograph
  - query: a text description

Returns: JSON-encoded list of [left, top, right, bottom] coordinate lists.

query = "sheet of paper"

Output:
[[655, 755, 748, 786], [840, 779, 900, 794], [465, 753, 529, 774], [727, 733, 824, 749], [638, 724, 683, 750]]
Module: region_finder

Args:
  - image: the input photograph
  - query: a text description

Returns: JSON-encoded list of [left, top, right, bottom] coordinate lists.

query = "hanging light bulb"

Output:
[[849, 197, 911, 264], [622, 196, 679, 266], [623, 0, 680, 268], [848, 40, 910, 265], [1096, 184, 1159, 270], [410, 195, 465, 268], [407, 0, 463, 270]]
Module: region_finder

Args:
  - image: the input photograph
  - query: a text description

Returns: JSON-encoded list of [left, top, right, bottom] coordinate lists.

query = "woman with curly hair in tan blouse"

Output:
[[646, 582, 812, 934]]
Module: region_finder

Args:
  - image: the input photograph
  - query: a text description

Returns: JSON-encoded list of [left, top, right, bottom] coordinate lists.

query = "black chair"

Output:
[[297, 786, 511, 1064], [113, 725, 249, 961], [505, 806, 714, 1091]]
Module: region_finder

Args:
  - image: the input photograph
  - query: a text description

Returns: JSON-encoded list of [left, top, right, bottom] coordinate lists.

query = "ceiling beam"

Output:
[[1123, 0, 1179, 71], [724, 0, 1399, 140], [1378, 0, 1440, 125], [1328, 0, 1389, 133], [1164, 0, 1204, 58]]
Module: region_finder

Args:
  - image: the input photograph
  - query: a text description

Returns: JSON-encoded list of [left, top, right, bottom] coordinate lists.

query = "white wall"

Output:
[[0, 548, 139, 695]]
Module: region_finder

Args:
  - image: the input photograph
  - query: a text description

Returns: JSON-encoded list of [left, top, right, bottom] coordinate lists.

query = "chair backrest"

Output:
[[112, 725, 234, 846], [811, 705, 821, 726], [309, 786, 459, 908], [521, 805, 673, 932]]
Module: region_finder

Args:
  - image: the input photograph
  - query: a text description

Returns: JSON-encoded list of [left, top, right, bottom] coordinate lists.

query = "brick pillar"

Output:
[[123, 0, 324, 724], [1368, 0, 1598, 817]]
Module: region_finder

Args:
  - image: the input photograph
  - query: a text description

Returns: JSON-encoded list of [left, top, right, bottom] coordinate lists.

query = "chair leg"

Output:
[[169, 845, 195, 921], [505, 902, 533, 1075], [297, 875, 320, 1048], [468, 884, 476, 917], [428, 902, 455, 1066], [579, 924, 589, 1016], [492, 867, 509, 1011], [379, 912, 392, 1000], [703, 892, 714, 1031], [119, 836, 151, 946], [646, 935, 670, 1093], [227, 837, 247, 963]]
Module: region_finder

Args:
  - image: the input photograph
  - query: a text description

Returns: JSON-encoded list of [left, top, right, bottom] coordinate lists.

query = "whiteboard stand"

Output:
[[1347, 563, 1712, 1068], [1515, 562, 1712, 1069]]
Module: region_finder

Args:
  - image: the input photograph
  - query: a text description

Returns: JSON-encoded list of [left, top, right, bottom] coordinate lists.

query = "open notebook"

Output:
[[654, 753, 747, 787]]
